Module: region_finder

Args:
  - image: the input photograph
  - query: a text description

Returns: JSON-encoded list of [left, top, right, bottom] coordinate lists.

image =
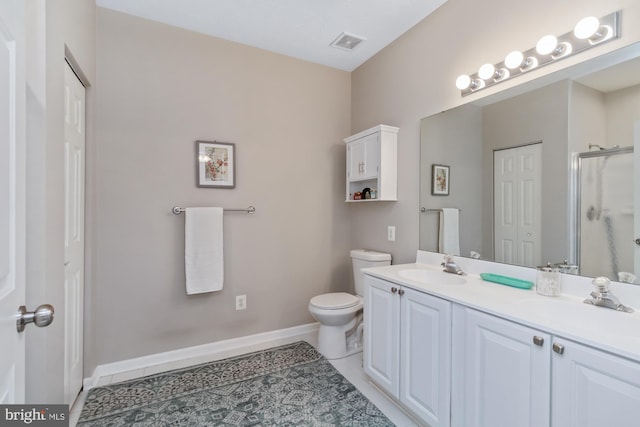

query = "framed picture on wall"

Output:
[[431, 164, 449, 196], [196, 141, 236, 188]]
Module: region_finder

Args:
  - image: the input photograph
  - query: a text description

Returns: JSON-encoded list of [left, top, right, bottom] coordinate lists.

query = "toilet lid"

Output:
[[310, 292, 360, 310]]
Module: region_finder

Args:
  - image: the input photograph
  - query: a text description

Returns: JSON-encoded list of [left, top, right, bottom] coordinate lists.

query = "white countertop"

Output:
[[363, 261, 640, 363]]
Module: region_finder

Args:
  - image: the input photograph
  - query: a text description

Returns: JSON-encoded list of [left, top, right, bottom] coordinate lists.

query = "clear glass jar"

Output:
[[536, 264, 562, 297]]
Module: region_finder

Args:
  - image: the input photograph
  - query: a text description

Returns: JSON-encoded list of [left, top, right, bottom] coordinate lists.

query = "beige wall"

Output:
[[29, 0, 640, 389], [419, 105, 483, 256], [351, 0, 640, 265], [25, 0, 96, 403], [91, 8, 351, 368]]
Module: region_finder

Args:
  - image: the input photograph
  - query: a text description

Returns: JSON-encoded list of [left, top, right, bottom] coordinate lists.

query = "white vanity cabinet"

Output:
[[453, 306, 551, 427], [345, 124, 398, 202], [552, 337, 640, 427], [454, 306, 640, 427], [363, 275, 451, 426]]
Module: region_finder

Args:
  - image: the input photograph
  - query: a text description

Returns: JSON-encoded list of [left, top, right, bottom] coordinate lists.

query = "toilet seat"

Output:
[[309, 292, 360, 310]]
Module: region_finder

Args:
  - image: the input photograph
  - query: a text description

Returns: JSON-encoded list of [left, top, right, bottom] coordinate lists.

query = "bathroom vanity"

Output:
[[362, 251, 640, 427]]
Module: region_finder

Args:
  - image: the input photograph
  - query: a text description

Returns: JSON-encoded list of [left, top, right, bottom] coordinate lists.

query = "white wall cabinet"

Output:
[[345, 124, 398, 202], [453, 306, 640, 427], [364, 275, 451, 426]]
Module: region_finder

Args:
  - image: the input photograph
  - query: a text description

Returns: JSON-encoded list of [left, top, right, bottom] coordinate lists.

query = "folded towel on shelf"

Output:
[[439, 208, 460, 256], [184, 207, 224, 294]]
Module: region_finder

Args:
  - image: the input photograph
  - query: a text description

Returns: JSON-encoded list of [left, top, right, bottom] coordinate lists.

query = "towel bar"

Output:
[[172, 206, 256, 215], [421, 207, 461, 213]]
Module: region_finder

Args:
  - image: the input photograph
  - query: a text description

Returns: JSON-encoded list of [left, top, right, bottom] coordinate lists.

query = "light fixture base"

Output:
[[458, 11, 619, 97]]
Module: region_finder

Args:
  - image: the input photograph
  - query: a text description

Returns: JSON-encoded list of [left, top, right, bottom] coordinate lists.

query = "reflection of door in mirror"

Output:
[[577, 147, 635, 282], [494, 144, 542, 268]]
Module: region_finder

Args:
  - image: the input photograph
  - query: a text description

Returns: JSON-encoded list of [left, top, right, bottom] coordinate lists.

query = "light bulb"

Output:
[[536, 35, 558, 55], [455, 74, 471, 90], [504, 51, 524, 69], [574, 16, 600, 39], [478, 63, 495, 80]]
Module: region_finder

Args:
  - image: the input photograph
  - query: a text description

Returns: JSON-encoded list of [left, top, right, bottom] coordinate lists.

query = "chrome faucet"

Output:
[[441, 254, 466, 276], [584, 277, 634, 313]]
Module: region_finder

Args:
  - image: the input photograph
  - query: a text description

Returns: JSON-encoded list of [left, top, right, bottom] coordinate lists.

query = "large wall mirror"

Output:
[[420, 43, 640, 284]]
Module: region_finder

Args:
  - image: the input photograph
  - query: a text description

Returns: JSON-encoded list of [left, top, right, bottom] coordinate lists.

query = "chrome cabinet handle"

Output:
[[533, 336, 544, 346], [398, 289, 405, 296], [552, 342, 565, 355], [391, 287, 398, 294], [16, 304, 55, 333]]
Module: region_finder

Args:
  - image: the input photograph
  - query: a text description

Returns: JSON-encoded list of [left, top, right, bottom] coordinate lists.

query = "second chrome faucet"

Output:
[[584, 276, 634, 313]]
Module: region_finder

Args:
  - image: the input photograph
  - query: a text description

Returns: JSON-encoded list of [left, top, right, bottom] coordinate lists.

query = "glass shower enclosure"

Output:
[[573, 146, 636, 282]]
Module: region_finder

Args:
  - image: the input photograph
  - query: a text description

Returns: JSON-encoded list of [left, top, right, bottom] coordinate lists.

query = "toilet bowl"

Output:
[[308, 249, 391, 359]]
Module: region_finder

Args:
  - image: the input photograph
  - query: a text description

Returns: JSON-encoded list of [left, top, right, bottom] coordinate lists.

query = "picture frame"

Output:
[[196, 140, 236, 188], [431, 164, 450, 196]]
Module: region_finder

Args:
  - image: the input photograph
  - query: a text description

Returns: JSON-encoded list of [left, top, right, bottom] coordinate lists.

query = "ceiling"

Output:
[[576, 56, 640, 93], [96, 0, 447, 71]]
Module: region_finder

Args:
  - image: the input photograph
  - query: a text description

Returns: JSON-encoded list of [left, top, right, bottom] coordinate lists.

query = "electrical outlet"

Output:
[[387, 226, 396, 242], [236, 295, 247, 310]]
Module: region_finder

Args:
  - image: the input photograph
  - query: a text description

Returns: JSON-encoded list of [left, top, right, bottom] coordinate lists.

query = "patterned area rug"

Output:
[[77, 341, 394, 426]]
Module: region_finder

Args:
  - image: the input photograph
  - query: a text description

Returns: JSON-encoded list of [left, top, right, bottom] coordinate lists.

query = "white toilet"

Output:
[[308, 249, 391, 359]]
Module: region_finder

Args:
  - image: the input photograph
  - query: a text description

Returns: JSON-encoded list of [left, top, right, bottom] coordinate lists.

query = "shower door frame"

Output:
[[570, 145, 634, 277]]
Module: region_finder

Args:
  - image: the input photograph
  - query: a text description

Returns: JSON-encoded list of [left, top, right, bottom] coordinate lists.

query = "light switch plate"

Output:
[[388, 226, 396, 242]]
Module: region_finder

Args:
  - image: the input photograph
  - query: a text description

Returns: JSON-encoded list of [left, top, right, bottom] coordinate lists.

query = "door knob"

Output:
[[16, 304, 54, 333]]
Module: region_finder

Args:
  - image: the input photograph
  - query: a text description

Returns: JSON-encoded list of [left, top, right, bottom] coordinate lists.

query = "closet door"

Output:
[[494, 144, 542, 267]]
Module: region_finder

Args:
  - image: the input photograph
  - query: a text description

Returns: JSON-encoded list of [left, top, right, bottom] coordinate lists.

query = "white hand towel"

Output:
[[439, 208, 460, 256], [185, 207, 224, 294]]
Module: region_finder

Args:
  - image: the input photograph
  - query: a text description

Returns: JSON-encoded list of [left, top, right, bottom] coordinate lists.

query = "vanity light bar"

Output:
[[456, 11, 620, 97]]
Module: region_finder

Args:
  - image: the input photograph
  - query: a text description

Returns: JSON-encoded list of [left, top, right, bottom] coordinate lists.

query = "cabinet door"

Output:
[[347, 139, 365, 181], [552, 338, 640, 427], [461, 309, 550, 427], [361, 133, 379, 180], [401, 288, 451, 427], [363, 275, 400, 398], [347, 134, 379, 182]]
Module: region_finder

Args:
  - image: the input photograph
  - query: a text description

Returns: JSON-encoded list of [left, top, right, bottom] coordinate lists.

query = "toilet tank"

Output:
[[351, 249, 391, 296]]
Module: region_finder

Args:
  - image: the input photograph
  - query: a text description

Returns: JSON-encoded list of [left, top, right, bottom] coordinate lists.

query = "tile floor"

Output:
[[69, 342, 419, 426]]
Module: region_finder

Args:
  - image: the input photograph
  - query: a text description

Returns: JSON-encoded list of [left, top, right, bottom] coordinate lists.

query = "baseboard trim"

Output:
[[83, 322, 319, 391]]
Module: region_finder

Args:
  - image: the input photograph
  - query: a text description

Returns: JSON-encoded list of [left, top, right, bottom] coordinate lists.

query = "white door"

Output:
[[494, 144, 542, 267], [63, 62, 85, 404], [552, 338, 640, 427], [400, 288, 451, 427], [363, 275, 400, 398], [461, 309, 550, 427], [0, 0, 26, 403]]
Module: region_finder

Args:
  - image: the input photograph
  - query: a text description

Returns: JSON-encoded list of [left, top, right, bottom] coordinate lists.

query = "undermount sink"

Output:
[[398, 269, 466, 285]]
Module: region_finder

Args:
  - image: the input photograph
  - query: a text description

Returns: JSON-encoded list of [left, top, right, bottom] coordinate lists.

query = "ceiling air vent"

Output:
[[330, 32, 366, 51]]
